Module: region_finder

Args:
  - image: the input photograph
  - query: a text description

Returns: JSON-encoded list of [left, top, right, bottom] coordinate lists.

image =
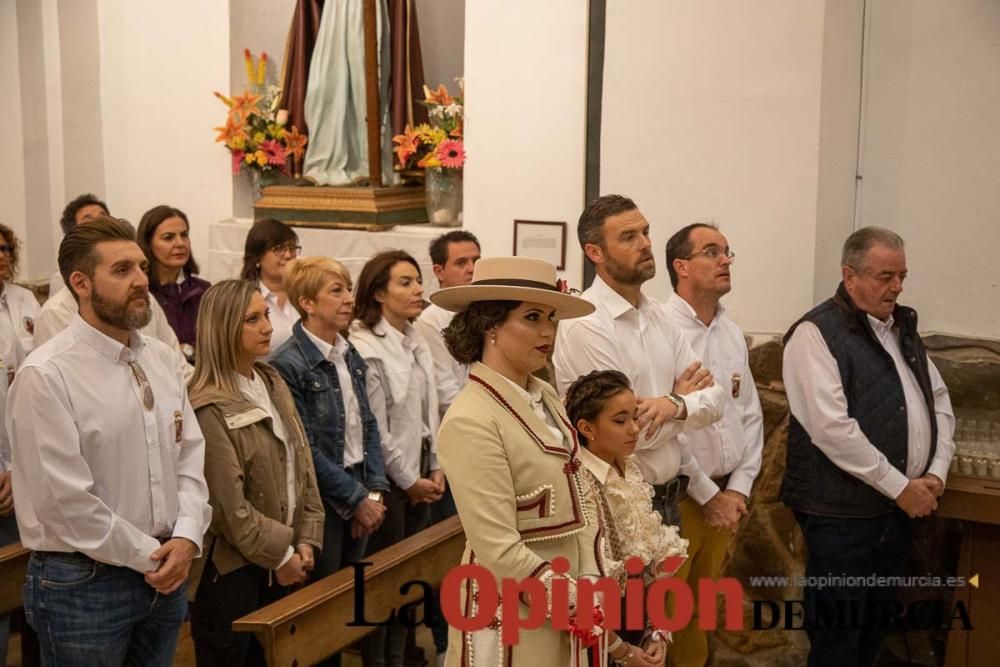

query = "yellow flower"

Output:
[[255, 150, 268, 166], [254, 132, 266, 145], [417, 153, 441, 169], [268, 124, 285, 139], [244, 153, 256, 164], [228, 136, 246, 150]]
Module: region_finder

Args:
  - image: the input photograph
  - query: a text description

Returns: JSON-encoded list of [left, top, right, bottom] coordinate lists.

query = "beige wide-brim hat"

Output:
[[430, 256, 595, 320]]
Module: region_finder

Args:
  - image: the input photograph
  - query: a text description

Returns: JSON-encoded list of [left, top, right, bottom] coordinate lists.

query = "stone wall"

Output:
[[706, 334, 1000, 666]]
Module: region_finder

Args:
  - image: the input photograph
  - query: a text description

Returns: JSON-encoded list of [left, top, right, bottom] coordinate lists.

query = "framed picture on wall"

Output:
[[513, 220, 567, 270]]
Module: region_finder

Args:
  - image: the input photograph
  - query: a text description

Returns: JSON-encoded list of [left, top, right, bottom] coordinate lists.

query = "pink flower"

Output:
[[436, 139, 465, 169], [261, 140, 287, 169], [231, 150, 245, 174]]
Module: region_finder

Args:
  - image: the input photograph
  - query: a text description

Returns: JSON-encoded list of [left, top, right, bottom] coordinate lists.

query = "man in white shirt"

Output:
[[48, 193, 110, 296], [7, 216, 211, 667], [415, 230, 481, 415], [664, 223, 764, 667], [782, 227, 955, 667], [413, 230, 480, 666], [554, 194, 727, 526]]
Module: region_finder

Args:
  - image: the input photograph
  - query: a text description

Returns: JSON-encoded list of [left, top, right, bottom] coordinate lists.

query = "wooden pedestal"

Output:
[[254, 184, 428, 230], [939, 474, 1000, 667]]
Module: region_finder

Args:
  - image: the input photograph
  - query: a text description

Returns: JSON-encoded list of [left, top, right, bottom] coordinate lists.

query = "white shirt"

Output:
[[48, 269, 65, 298], [415, 303, 468, 415], [783, 316, 956, 500], [261, 282, 300, 354], [0, 353, 10, 472], [349, 318, 440, 490], [238, 369, 297, 552], [497, 374, 563, 444], [554, 275, 726, 484], [7, 315, 211, 572], [303, 327, 364, 467], [665, 294, 764, 505], [0, 282, 40, 357]]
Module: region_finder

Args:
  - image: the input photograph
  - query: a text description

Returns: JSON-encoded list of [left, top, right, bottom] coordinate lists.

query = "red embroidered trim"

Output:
[[516, 488, 552, 518]]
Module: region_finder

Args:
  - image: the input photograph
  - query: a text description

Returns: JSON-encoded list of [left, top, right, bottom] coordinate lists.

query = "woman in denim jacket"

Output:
[[269, 257, 389, 587]]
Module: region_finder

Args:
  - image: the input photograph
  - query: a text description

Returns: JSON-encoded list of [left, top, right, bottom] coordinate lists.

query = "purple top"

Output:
[[150, 273, 211, 347]]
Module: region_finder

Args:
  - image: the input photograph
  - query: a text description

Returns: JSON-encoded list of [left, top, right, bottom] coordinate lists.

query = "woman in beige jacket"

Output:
[[431, 257, 604, 667], [188, 280, 324, 666]]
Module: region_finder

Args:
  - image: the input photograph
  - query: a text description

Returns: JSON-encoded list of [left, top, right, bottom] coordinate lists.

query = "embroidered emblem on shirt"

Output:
[[174, 410, 183, 443], [23, 316, 34, 335], [731, 372, 741, 399]]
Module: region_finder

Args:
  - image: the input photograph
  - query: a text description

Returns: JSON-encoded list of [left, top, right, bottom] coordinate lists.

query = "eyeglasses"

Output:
[[128, 360, 155, 411], [269, 243, 302, 257], [0, 245, 13, 256], [683, 247, 735, 262]]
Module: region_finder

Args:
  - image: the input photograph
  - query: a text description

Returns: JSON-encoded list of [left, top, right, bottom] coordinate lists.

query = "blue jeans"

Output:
[[23, 552, 187, 667]]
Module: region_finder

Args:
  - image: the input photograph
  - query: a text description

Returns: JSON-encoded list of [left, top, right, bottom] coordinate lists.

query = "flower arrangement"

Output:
[[213, 50, 308, 178], [392, 80, 466, 171]]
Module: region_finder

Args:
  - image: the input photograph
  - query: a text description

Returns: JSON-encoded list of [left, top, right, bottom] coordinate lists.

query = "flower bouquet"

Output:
[[393, 80, 466, 226], [213, 50, 308, 196]]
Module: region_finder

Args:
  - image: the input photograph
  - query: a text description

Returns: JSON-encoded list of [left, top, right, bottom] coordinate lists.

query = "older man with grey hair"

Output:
[[781, 226, 956, 667]]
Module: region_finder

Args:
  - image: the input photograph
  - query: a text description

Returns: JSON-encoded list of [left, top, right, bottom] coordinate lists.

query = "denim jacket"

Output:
[[270, 321, 389, 519]]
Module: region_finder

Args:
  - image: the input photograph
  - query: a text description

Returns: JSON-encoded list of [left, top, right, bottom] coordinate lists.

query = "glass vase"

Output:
[[424, 168, 463, 227], [248, 169, 279, 201]]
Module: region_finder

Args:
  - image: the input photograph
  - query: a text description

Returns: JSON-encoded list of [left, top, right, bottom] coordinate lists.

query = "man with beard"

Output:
[[6, 216, 211, 666], [554, 195, 726, 527], [663, 223, 763, 667]]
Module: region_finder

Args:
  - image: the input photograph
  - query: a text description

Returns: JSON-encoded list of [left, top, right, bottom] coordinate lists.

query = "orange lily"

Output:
[[423, 83, 454, 106], [284, 125, 308, 161], [214, 115, 249, 145], [392, 125, 421, 166], [229, 90, 262, 121]]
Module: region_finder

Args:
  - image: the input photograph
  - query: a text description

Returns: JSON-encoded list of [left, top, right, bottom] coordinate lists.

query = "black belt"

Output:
[[652, 475, 689, 503]]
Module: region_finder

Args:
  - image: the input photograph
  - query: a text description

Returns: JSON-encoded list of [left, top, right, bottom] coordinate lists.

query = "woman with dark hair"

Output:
[[430, 256, 607, 666], [137, 205, 210, 360], [241, 218, 302, 352], [348, 250, 443, 667], [187, 279, 324, 666], [0, 223, 40, 362], [565, 370, 689, 667]]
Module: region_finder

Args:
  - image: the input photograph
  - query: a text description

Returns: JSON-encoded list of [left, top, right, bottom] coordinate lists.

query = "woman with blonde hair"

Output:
[[187, 279, 324, 666]]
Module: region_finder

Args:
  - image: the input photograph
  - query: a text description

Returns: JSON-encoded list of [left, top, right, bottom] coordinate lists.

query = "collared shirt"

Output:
[[33, 286, 184, 354], [7, 315, 211, 572], [302, 327, 364, 467], [665, 294, 764, 505], [238, 369, 297, 526], [415, 303, 468, 415], [350, 318, 440, 490], [497, 373, 564, 444], [260, 282, 300, 354], [554, 275, 726, 484], [783, 317, 956, 500], [0, 283, 40, 357]]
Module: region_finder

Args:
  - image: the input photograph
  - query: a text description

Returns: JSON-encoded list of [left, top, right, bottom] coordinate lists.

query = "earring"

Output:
[[490, 334, 497, 345]]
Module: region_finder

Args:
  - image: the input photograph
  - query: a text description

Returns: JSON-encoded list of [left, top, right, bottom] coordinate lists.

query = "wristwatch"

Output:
[[368, 491, 384, 504], [666, 392, 686, 421]]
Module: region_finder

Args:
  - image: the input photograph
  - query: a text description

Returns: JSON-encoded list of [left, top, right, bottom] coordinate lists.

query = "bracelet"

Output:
[[607, 634, 625, 655]]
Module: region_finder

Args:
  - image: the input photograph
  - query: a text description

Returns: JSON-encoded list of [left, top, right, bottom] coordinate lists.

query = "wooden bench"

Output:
[[234, 516, 464, 667], [0, 543, 30, 616]]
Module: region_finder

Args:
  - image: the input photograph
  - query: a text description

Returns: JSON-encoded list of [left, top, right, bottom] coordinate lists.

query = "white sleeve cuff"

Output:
[[276, 546, 295, 570]]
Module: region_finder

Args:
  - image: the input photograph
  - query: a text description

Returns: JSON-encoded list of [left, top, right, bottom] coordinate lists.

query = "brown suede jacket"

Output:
[[187, 362, 324, 598]]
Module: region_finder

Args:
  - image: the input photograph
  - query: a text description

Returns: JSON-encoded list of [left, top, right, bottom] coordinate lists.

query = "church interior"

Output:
[[2, 1, 999, 666]]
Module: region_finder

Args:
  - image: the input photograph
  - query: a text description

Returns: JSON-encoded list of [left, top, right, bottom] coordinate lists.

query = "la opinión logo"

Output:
[[349, 555, 745, 646]]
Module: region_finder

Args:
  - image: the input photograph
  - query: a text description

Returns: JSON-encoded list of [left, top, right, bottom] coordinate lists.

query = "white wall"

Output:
[[600, 0, 827, 334], [1, 1, 28, 258], [416, 0, 464, 90], [96, 0, 232, 272], [462, 1, 589, 286], [858, 0, 1000, 339]]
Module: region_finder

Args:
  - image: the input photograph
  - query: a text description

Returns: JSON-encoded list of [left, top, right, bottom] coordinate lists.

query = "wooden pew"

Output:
[[0, 543, 29, 616], [234, 516, 464, 667]]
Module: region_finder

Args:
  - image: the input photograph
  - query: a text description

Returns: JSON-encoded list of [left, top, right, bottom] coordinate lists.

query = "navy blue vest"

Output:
[[780, 283, 938, 517]]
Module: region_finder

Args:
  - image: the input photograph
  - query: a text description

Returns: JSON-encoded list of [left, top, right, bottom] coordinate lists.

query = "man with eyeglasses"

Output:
[[7, 216, 211, 666], [782, 227, 955, 667], [554, 195, 726, 529], [662, 223, 763, 667]]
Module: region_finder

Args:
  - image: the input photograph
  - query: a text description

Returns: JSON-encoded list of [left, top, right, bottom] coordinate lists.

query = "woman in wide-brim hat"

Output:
[[433, 257, 611, 666]]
